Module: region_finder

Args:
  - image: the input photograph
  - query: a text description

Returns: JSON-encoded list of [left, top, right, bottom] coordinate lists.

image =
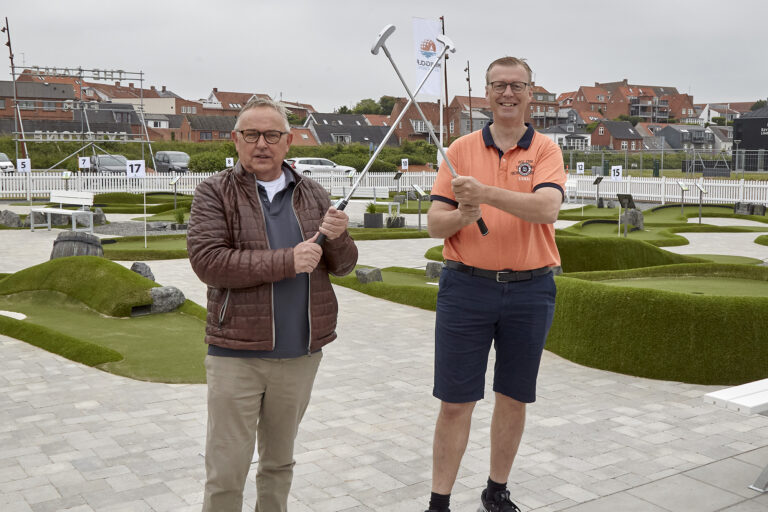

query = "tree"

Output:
[[616, 114, 641, 126], [287, 112, 305, 126], [351, 98, 381, 115], [585, 121, 599, 133], [751, 99, 767, 111], [335, 106, 351, 114], [378, 95, 398, 115]]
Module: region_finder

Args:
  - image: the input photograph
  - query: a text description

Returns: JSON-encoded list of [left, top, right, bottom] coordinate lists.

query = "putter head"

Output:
[[371, 24, 396, 55], [436, 34, 456, 53]]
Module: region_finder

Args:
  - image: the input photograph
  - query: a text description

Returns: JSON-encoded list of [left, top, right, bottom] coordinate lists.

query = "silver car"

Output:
[[286, 157, 356, 176], [90, 154, 128, 174], [155, 151, 190, 173]]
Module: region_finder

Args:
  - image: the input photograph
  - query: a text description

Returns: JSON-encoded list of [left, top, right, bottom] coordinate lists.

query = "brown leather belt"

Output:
[[445, 260, 552, 283]]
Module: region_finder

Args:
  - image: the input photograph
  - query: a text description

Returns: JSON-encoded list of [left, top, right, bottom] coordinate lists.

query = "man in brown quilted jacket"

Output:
[[187, 96, 358, 512]]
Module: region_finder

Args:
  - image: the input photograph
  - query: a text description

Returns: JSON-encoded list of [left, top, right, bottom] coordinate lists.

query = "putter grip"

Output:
[[315, 199, 348, 246], [476, 217, 489, 236]]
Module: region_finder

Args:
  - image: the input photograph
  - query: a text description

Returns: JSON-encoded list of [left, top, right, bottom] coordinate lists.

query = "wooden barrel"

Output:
[[50, 232, 104, 260]]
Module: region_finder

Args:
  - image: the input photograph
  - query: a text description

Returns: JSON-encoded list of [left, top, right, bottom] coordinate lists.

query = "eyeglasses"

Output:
[[488, 81, 529, 94], [236, 130, 288, 144]]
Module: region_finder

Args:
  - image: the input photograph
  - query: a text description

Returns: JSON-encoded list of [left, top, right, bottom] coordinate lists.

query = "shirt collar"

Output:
[[482, 122, 535, 155]]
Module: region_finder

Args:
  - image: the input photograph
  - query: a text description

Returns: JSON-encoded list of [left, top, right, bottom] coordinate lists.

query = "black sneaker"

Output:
[[478, 488, 521, 512]]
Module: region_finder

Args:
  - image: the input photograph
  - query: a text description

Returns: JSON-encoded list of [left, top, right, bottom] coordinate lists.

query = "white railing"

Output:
[[2, 171, 767, 207]]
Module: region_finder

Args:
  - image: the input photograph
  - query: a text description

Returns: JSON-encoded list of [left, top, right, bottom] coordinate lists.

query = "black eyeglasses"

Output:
[[488, 81, 529, 94], [236, 130, 288, 144]]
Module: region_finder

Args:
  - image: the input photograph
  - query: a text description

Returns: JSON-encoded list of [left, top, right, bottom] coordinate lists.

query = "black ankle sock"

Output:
[[429, 491, 450, 511], [487, 477, 507, 495]]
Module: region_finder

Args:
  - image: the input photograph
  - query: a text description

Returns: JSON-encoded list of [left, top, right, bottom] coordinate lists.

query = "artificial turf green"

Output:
[[757, 234, 768, 247], [348, 228, 431, 240], [330, 266, 437, 311], [0, 256, 156, 317], [102, 235, 189, 260], [600, 276, 768, 297]]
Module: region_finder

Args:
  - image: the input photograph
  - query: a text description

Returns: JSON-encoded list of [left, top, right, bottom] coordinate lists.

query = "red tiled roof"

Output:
[[451, 95, 490, 110], [576, 109, 604, 123], [578, 86, 609, 104], [557, 91, 576, 105], [289, 127, 318, 146], [213, 91, 267, 109], [363, 114, 392, 126], [85, 80, 163, 99]]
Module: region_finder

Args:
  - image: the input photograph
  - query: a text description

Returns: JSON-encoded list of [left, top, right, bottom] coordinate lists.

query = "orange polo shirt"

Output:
[[431, 123, 566, 271]]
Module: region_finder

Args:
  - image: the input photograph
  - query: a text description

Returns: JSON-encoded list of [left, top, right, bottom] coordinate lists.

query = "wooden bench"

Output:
[[30, 191, 95, 234], [331, 186, 390, 200], [704, 378, 768, 492]]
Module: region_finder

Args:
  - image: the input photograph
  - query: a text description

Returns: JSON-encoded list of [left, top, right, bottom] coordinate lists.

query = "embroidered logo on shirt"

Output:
[[516, 161, 534, 176]]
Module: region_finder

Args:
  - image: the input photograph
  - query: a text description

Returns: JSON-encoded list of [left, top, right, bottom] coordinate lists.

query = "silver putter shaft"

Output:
[[379, 35, 489, 236], [315, 24, 452, 245]]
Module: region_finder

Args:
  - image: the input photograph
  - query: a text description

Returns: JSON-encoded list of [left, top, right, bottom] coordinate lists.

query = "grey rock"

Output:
[[606, 200, 616, 209], [393, 194, 406, 204], [734, 202, 752, 215], [386, 216, 405, 228], [147, 222, 171, 231], [597, 197, 604, 208], [93, 208, 107, 226], [425, 261, 444, 278], [751, 204, 766, 216], [130, 262, 155, 281], [356, 268, 383, 284], [0, 210, 21, 228], [150, 286, 186, 313], [50, 232, 103, 260], [620, 208, 644, 229], [22, 211, 46, 227]]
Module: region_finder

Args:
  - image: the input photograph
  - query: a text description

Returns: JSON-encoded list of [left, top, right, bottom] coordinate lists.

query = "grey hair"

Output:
[[485, 57, 533, 84], [234, 96, 290, 131]]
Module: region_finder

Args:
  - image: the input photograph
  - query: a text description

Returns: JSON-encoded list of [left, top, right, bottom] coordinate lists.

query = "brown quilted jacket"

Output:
[[187, 162, 358, 352]]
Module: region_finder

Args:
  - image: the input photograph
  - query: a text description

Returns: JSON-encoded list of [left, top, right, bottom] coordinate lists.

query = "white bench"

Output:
[[704, 378, 768, 492], [331, 186, 390, 200], [30, 191, 95, 234]]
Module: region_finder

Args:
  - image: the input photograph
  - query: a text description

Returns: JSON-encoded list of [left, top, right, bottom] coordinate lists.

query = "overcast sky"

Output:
[[4, 0, 767, 112]]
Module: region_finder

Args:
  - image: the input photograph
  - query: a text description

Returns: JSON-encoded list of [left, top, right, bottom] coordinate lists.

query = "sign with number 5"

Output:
[[17, 158, 31, 173], [126, 160, 146, 178]]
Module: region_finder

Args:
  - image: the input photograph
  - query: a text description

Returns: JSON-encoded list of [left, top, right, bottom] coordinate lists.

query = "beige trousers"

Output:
[[202, 352, 322, 512]]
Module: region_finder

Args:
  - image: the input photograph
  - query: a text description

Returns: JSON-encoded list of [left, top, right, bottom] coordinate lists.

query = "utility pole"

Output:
[[2, 17, 23, 160], [439, 16, 448, 144], [464, 61, 473, 134]]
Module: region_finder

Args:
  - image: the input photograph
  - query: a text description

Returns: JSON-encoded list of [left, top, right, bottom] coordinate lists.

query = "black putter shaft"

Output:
[[380, 36, 488, 236], [315, 24, 451, 245]]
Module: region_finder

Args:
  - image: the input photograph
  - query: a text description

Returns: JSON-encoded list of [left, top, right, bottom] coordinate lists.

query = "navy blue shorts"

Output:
[[433, 266, 556, 404]]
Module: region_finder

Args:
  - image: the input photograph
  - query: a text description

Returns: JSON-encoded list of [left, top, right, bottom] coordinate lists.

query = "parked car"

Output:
[[0, 152, 15, 173], [285, 157, 356, 176], [90, 154, 128, 174], [155, 151, 190, 173]]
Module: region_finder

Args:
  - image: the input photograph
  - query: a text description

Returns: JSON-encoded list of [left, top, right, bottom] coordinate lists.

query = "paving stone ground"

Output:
[[1, 200, 767, 511]]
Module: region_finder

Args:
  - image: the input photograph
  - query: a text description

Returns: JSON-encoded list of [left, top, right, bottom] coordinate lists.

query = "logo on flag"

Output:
[[419, 39, 437, 59]]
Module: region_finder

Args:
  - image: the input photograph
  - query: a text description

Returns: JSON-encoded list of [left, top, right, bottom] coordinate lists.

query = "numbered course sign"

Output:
[[126, 160, 146, 178], [576, 162, 585, 175], [401, 158, 409, 170], [78, 157, 90, 169], [226, 157, 234, 167], [610, 165, 623, 181], [17, 158, 31, 173]]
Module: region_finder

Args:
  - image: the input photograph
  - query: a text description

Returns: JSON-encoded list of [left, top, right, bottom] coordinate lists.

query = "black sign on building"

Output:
[[733, 106, 768, 172]]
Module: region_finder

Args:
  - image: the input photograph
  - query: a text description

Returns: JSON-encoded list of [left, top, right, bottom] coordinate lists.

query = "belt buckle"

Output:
[[496, 271, 511, 283]]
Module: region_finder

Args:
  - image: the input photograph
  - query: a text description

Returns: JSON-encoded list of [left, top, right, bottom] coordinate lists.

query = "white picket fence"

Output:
[[1, 171, 767, 206]]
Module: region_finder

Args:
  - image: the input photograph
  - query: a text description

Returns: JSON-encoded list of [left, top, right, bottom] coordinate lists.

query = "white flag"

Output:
[[412, 17, 443, 98]]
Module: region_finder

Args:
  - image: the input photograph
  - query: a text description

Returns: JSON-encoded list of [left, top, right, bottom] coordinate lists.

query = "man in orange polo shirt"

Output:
[[423, 57, 566, 512]]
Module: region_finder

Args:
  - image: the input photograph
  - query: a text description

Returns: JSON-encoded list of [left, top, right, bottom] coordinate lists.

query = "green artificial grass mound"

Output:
[[757, 234, 768, 247], [565, 262, 768, 282], [556, 236, 703, 272], [0, 256, 157, 317], [548, 273, 768, 385]]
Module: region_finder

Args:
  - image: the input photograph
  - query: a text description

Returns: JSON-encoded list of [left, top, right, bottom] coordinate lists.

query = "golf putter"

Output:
[[378, 33, 489, 236], [315, 24, 452, 245]]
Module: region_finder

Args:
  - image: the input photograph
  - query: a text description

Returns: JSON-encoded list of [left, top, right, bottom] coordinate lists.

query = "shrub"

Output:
[[189, 151, 230, 173]]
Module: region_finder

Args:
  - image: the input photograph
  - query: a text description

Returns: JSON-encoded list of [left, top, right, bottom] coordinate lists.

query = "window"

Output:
[[449, 120, 454, 134], [43, 101, 56, 111], [356, 121, 361, 125], [301, 134, 308, 139], [411, 119, 427, 132], [598, 126, 604, 135], [621, 141, 628, 150], [0, 99, 5, 109], [181, 105, 198, 114], [631, 141, 636, 150], [331, 133, 351, 144], [200, 131, 212, 140], [19, 100, 36, 110], [338, 120, 343, 125], [219, 131, 230, 139]]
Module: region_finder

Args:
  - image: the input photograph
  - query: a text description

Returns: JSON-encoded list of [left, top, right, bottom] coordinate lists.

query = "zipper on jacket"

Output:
[[290, 182, 313, 355], [218, 289, 231, 329], [253, 174, 277, 350]]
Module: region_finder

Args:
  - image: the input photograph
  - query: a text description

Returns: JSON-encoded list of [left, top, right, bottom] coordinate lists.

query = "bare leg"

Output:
[[432, 401, 476, 494], [489, 392, 526, 484]]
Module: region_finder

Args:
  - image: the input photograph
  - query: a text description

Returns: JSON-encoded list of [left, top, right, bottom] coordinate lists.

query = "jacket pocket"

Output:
[[217, 288, 231, 329]]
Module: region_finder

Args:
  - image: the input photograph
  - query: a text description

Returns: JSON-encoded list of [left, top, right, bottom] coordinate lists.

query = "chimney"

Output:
[[162, 85, 166, 92], [115, 81, 121, 87], [129, 83, 134, 89], [213, 87, 218, 93], [150, 85, 156, 91]]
